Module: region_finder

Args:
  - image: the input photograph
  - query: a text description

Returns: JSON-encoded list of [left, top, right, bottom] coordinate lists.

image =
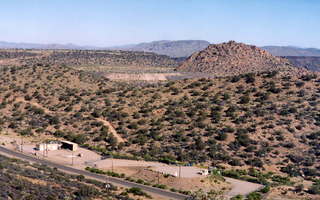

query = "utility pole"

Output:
[[20, 137, 23, 153], [179, 165, 181, 179], [111, 155, 114, 173], [43, 143, 46, 158], [158, 171, 160, 184], [72, 151, 74, 166], [46, 143, 48, 157]]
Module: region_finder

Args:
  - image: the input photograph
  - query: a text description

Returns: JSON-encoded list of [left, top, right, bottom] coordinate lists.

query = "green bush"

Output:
[[246, 192, 262, 200]]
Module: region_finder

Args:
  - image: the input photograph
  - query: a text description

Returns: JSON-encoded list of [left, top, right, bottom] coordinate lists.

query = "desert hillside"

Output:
[[0, 63, 319, 176], [0, 48, 320, 199], [0, 49, 179, 68], [177, 41, 297, 76]]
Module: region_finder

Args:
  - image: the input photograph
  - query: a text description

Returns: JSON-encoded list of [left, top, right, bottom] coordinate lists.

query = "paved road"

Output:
[[0, 146, 189, 200]]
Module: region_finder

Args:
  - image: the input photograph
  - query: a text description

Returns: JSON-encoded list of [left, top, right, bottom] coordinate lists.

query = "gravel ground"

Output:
[[95, 158, 263, 198]]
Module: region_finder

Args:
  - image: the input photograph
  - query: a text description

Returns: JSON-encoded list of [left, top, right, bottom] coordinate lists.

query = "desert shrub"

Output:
[[230, 75, 241, 83], [308, 183, 320, 194], [126, 187, 149, 197], [295, 81, 305, 88], [271, 175, 291, 185], [246, 158, 263, 168], [231, 195, 244, 200], [280, 164, 300, 177], [245, 73, 256, 83], [215, 132, 227, 141], [74, 185, 99, 198], [264, 71, 278, 78], [19, 128, 33, 136], [228, 158, 242, 166], [246, 192, 262, 200], [239, 95, 250, 104], [260, 185, 270, 193], [295, 184, 304, 193], [211, 110, 221, 123], [71, 134, 88, 145]]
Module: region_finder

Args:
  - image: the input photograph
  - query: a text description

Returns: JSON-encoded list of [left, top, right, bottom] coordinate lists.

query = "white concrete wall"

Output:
[[37, 143, 59, 151]]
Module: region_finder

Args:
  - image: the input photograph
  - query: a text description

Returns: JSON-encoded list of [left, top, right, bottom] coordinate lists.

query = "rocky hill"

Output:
[[262, 46, 320, 57], [111, 40, 210, 58], [177, 41, 296, 76]]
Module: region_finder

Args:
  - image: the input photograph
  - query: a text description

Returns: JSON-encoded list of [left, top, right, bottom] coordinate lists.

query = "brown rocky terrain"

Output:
[[0, 49, 179, 68], [177, 41, 297, 76], [1, 47, 320, 199]]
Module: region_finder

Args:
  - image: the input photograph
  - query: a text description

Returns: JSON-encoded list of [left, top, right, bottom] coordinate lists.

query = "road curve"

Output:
[[0, 146, 189, 200]]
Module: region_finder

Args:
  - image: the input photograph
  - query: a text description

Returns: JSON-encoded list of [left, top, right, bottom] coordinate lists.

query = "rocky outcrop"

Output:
[[177, 41, 294, 76]]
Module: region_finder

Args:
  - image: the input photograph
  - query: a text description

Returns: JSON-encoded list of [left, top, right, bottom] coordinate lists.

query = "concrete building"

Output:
[[36, 141, 61, 151], [36, 140, 78, 152], [61, 141, 78, 151]]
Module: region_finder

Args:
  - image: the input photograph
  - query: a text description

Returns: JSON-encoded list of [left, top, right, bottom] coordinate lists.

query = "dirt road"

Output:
[[225, 177, 264, 198], [0, 145, 188, 200], [95, 118, 125, 143], [95, 158, 264, 198]]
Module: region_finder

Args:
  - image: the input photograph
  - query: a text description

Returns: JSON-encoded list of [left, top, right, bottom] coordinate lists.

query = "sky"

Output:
[[0, 0, 319, 48]]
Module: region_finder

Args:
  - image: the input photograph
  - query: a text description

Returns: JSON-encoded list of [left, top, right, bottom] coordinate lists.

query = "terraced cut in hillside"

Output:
[[0, 64, 320, 199], [177, 41, 298, 76]]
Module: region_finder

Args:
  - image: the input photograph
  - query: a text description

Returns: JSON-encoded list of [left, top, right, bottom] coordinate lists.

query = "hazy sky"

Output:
[[0, 0, 319, 47]]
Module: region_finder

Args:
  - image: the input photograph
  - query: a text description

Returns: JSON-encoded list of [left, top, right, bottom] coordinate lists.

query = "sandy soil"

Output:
[[105, 73, 182, 81], [95, 158, 263, 198], [21, 144, 101, 167], [224, 177, 263, 197], [114, 166, 229, 193], [0, 133, 263, 198]]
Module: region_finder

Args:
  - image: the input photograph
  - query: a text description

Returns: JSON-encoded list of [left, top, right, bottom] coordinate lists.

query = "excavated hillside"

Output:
[[178, 41, 297, 76]]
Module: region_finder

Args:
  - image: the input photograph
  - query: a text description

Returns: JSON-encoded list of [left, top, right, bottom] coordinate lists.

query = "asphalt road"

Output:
[[0, 146, 189, 200]]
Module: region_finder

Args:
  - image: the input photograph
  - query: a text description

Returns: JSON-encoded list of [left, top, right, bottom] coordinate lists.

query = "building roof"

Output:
[[61, 140, 78, 145]]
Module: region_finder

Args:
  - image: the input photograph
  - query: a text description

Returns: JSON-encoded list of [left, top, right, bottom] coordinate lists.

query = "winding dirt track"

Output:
[[16, 97, 53, 114], [95, 118, 125, 143]]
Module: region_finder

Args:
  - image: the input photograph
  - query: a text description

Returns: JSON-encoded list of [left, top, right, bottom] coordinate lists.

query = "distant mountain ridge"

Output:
[[1, 40, 320, 58], [110, 40, 210, 57], [261, 46, 320, 57], [284, 56, 320, 72], [0, 41, 98, 50]]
